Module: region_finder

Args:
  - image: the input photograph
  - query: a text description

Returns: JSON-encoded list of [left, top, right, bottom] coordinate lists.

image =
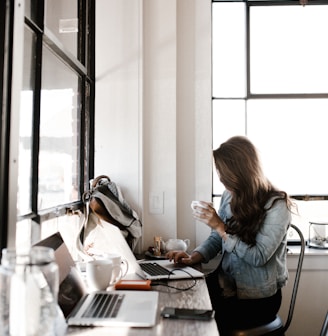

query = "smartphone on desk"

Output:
[[161, 307, 215, 321]]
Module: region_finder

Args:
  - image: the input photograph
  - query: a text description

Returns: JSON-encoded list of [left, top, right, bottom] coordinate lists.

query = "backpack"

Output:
[[76, 175, 142, 260]]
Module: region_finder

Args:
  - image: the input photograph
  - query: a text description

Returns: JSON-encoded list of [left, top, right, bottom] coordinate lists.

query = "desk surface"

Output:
[[65, 277, 219, 336]]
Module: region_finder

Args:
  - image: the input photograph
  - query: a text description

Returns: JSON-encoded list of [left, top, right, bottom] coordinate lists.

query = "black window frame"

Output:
[[0, 0, 95, 251], [0, 0, 14, 251]]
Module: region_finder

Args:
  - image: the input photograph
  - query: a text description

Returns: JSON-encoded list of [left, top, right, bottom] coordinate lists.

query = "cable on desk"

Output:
[[151, 268, 198, 292]]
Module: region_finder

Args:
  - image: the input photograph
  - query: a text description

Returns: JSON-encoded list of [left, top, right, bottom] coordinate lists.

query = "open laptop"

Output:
[[84, 220, 205, 281], [35, 232, 158, 327]]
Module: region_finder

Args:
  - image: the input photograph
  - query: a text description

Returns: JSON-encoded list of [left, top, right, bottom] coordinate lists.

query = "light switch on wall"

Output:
[[149, 192, 164, 214]]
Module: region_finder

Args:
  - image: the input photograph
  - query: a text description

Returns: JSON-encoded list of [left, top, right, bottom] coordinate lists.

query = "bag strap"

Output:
[[76, 175, 111, 261], [76, 191, 95, 261], [81, 175, 110, 203], [92, 175, 111, 188]]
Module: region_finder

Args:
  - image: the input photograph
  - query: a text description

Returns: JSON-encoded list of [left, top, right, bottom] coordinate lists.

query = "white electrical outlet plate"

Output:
[[149, 192, 164, 214]]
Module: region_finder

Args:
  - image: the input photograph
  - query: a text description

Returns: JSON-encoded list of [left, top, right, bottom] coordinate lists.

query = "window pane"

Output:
[[212, 3, 246, 98], [247, 99, 328, 195], [44, 0, 78, 57], [39, 46, 80, 210], [212, 99, 246, 149], [41, 215, 81, 260], [250, 5, 328, 94], [212, 99, 246, 195], [17, 27, 36, 215]]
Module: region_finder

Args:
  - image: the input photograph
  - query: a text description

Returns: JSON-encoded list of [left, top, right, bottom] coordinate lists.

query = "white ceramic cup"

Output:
[[103, 253, 128, 280], [191, 200, 211, 214], [86, 259, 121, 290]]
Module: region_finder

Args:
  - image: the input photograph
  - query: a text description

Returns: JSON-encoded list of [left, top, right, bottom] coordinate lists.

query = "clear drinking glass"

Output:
[[0, 265, 12, 335], [1, 247, 59, 336]]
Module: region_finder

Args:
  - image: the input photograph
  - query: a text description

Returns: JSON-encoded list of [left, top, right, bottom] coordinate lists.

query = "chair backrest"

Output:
[[320, 311, 328, 336], [283, 223, 305, 332]]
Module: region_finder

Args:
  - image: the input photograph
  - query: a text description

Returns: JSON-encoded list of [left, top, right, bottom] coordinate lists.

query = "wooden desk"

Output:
[[65, 278, 219, 336]]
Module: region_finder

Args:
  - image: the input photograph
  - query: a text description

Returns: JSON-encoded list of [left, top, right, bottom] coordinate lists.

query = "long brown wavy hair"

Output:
[[213, 136, 292, 246]]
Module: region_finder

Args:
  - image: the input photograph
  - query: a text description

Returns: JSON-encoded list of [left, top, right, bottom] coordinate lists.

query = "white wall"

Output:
[[95, 0, 212, 252]]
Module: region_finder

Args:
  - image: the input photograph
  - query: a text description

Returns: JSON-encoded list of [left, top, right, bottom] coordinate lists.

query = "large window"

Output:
[[1, 0, 95, 251], [212, 0, 328, 196], [212, 0, 328, 236]]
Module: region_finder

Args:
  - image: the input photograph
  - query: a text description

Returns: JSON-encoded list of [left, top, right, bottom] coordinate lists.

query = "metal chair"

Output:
[[320, 311, 328, 336], [231, 224, 305, 336]]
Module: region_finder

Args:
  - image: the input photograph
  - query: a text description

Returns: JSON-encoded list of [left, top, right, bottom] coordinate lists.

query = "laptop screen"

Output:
[[34, 232, 87, 317]]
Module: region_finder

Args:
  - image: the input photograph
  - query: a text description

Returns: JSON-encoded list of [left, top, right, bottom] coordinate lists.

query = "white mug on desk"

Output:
[[102, 253, 128, 280], [86, 259, 121, 290]]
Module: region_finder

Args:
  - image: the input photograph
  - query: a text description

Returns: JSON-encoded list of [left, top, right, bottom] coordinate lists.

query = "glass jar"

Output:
[[1, 247, 59, 336], [308, 221, 328, 249], [0, 265, 12, 335]]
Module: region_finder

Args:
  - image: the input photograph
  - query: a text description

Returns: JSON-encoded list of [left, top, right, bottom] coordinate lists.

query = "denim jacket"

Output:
[[194, 190, 291, 299]]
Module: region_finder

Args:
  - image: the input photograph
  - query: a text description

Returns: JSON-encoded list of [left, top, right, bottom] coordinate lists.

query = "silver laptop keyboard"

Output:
[[82, 293, 125, 318], [140, 262, 171, 276]]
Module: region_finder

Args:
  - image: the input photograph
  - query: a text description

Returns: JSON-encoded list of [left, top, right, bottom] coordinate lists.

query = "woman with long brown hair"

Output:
[[167, 136, 293, 335]]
